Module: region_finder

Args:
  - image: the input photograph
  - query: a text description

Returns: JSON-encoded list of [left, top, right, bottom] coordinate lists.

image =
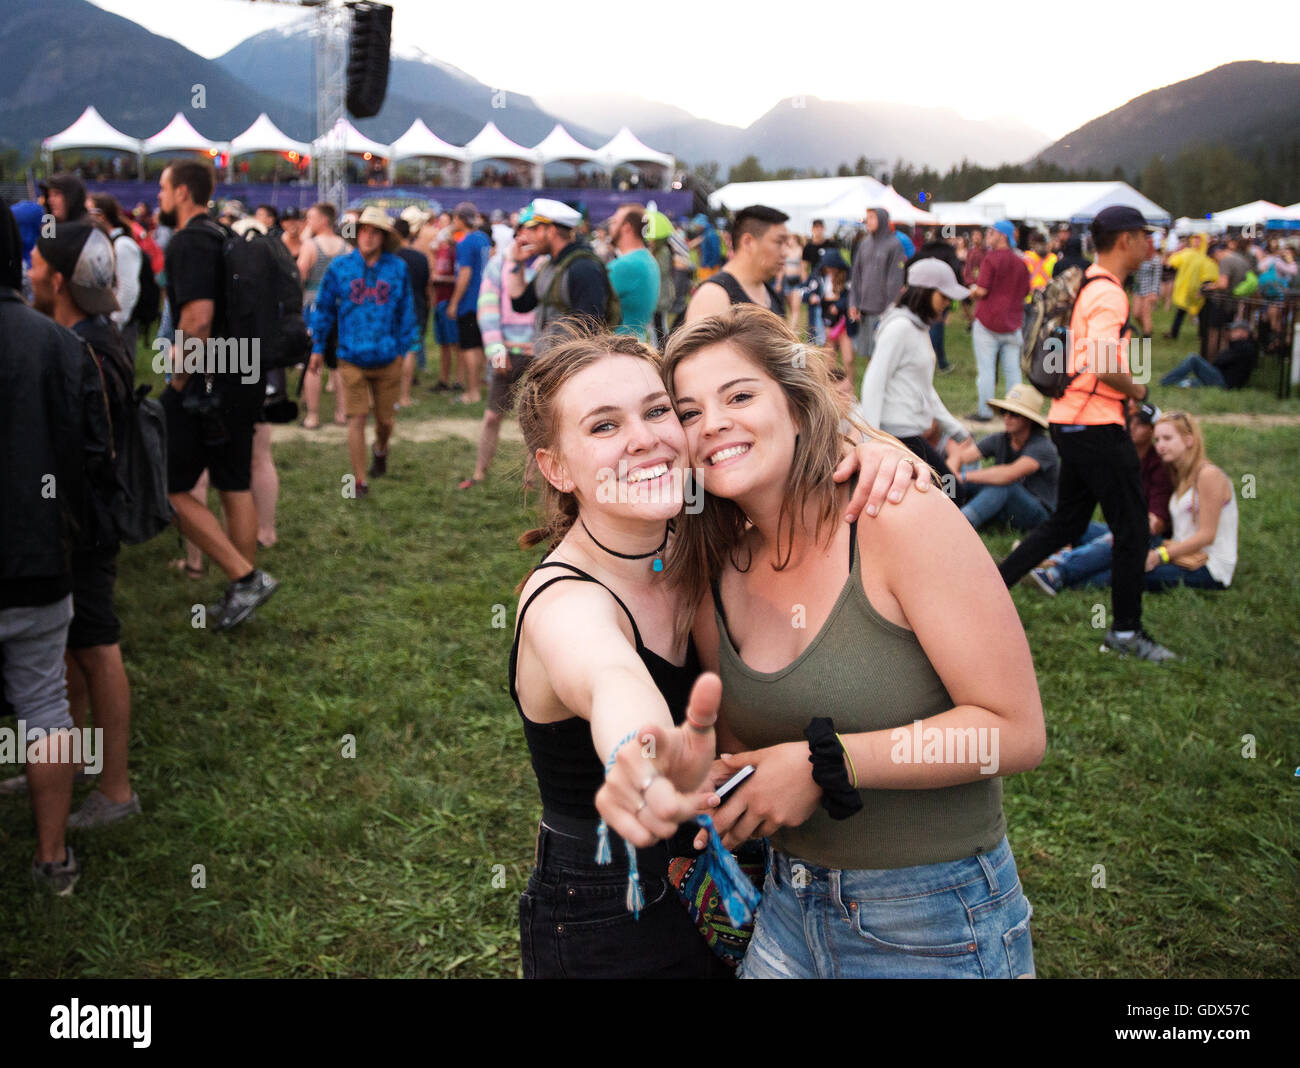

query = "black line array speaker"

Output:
[[346, 2, 393, 120]]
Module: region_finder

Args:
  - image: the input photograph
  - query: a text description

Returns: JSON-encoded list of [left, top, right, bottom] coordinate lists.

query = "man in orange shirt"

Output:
[[998, 206, 1175, 662]]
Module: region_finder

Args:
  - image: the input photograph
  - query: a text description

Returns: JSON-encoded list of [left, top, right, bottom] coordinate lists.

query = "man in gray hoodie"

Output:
[[849, 207, 906, 361]]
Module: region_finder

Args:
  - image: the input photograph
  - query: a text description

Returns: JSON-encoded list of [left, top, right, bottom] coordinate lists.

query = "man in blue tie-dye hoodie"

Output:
[[310, 206, 419, 498]]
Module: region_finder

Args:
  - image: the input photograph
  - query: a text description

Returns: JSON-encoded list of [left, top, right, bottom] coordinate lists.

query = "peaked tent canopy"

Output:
[[1211, 200, 1284, 227], [533, 124, 601, 165], [463, 121, 537, 164], [43, 106, 140, 154], [312, 118, 389, 158], [969, 182, 1170, 226], [709, 176, 933, 233], [389, 119, 468, 163], [229, 113, 310, 159], [597, 127, 674, 171], [143, 112, 220, 156]]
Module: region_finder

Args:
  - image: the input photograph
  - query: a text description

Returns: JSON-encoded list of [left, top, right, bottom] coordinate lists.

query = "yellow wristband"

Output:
[[1158, 545, 1171, 564], [836, 732, 858, 789]]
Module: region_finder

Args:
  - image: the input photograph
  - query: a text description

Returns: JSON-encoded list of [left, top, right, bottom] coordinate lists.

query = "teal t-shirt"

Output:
[[607, 248, 660, 340]]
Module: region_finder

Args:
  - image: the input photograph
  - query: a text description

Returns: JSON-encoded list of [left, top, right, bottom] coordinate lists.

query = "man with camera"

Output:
[[157, 159, 277, 633]]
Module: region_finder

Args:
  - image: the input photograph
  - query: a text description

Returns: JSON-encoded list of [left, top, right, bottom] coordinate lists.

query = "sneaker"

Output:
[[355, 480, 370, 499], [1100, 628, 1177, 662], [1029, 567, 1060, 596], [32, 846, 79, 896], [67, 790, 142, 830], [210, 570, 279, 633], [368, 447, 388, 479]]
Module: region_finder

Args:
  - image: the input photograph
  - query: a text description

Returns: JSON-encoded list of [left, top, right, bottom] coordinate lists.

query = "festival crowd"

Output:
[[0, 159, 1264, 980]]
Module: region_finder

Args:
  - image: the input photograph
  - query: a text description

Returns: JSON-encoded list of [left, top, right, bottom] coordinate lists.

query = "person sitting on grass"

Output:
[[1160, 319, 1257, 391], [947, 383, 1059, 532], [1029, 400, 1172, 595], [1141, 411, 1237, 590]]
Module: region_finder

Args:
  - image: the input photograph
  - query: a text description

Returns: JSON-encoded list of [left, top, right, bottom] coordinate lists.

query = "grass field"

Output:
[[1, 304, 1296, 978]]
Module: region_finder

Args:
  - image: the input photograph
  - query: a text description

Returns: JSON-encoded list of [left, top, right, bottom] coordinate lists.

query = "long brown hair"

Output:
[[660, 304, 907, 623], [513, 321, 663, 586]]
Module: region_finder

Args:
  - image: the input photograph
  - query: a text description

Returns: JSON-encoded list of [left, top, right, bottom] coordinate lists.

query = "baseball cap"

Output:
[[907, 257, 970, 301], [523, 198, 582, 229], [281, 206, 302, 221], [1091, 205, 1156, 235], [991, 220, 1017, 247], [36, 220, 119, 316], [1132, 401, 1161, 426]]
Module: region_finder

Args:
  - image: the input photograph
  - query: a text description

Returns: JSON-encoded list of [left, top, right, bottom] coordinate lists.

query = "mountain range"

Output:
[[2, 0, 1295, 194]]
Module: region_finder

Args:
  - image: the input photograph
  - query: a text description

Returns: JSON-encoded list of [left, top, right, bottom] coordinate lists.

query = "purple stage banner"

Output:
[[83, 181, 694, 224]]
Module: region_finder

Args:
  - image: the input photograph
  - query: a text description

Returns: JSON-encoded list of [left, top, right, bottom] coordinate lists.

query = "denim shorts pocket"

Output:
[[968, 881, 1034, 978]]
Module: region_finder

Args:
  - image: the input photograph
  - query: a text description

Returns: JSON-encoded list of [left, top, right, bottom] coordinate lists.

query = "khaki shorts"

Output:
[[338, 358, 401, 418]]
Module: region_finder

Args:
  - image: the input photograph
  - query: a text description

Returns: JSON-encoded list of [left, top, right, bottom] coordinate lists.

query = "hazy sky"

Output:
[[91, 0, 1299, 139]]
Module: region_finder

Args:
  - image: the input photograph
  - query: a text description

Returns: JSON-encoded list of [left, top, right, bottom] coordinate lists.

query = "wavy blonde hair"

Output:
[[660, 304, 911, 625], [1156, 410, 1208, 497]]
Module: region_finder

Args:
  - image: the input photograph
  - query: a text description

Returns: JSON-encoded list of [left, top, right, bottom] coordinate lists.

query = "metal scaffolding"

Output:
[[312, 1, 349, 214]]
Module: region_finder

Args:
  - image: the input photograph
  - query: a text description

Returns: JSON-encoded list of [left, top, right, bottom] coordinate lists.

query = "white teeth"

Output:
[[708, 444, 750, 465], [627, 463, 669, 484]]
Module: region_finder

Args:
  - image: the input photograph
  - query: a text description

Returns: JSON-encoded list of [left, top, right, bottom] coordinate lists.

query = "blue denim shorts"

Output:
[[739, 836, 1035, 979]]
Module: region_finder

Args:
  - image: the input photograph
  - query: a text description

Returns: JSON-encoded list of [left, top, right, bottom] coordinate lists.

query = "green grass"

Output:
[[0, 310, 1296, 978]]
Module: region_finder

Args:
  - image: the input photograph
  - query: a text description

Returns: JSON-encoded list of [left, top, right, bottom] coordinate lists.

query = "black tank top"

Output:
[[704, 269, 787, 317], [509, 560, 699, 819]]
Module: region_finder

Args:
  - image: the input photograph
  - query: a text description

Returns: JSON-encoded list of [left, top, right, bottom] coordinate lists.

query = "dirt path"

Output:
[[273, 410, 1300, 447]]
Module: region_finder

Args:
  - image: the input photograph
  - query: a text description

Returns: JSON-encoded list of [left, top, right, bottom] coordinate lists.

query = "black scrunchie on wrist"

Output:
[[804, 717, 863, 820]]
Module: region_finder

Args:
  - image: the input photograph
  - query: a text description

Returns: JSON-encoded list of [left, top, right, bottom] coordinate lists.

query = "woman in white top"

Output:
[[1145, 411, 1237, 590], [857, 258, 972, 493]]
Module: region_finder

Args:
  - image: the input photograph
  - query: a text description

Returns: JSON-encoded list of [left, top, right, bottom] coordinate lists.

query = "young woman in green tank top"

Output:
[[648, 304, 1045, 978]]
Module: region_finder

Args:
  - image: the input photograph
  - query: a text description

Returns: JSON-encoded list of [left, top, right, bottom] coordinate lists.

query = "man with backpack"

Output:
[[0, 202, 105, 892], [998, 205, 1175, 662], [29, 220, 142, 829], [157, 158, 278, 632], [507, 198, 617, 341]]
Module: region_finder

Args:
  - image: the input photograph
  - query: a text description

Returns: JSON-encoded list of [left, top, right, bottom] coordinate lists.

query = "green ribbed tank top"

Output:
[[713, 521, 1006, 870]]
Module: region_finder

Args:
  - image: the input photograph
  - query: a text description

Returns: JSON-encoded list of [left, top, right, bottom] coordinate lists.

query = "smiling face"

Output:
[[541, 354, 687, 523], [672, 341, 798, 507]]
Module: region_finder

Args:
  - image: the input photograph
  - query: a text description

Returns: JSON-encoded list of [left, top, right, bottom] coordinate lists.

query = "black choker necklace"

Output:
[[580, 519, 670, 572]]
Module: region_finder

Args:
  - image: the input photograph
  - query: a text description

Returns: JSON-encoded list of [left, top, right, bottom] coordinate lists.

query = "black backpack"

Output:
[[128, 238, 162, 330], [84, 327, 172, 545], [207, 221, 312, 373]]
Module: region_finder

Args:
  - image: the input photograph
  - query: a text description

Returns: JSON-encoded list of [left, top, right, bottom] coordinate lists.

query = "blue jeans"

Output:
[[808, 302, 825, 345], [739, 837, 1035, 979], [930, 317, 950, 369], [1160, 354, 1225, 389], [971, 320, 1022, 419], [1084, 561, 1227, 592], [961, 482, 1050, 531]]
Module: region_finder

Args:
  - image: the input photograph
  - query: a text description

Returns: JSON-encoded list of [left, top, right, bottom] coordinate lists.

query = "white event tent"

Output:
[[43, 105, 141, 156], [969, 182, 1170, 226], [388, 119, 468, 183], [533, 124, 601, 165], [313, 118, 390, 160], [229, 113, 310, 160], [709, 176, 934, 234], [1210, 200, 1285, 227], [142, 112, 220, 157], [464, 121, 541, 185], [597, 126, 674, 183]]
